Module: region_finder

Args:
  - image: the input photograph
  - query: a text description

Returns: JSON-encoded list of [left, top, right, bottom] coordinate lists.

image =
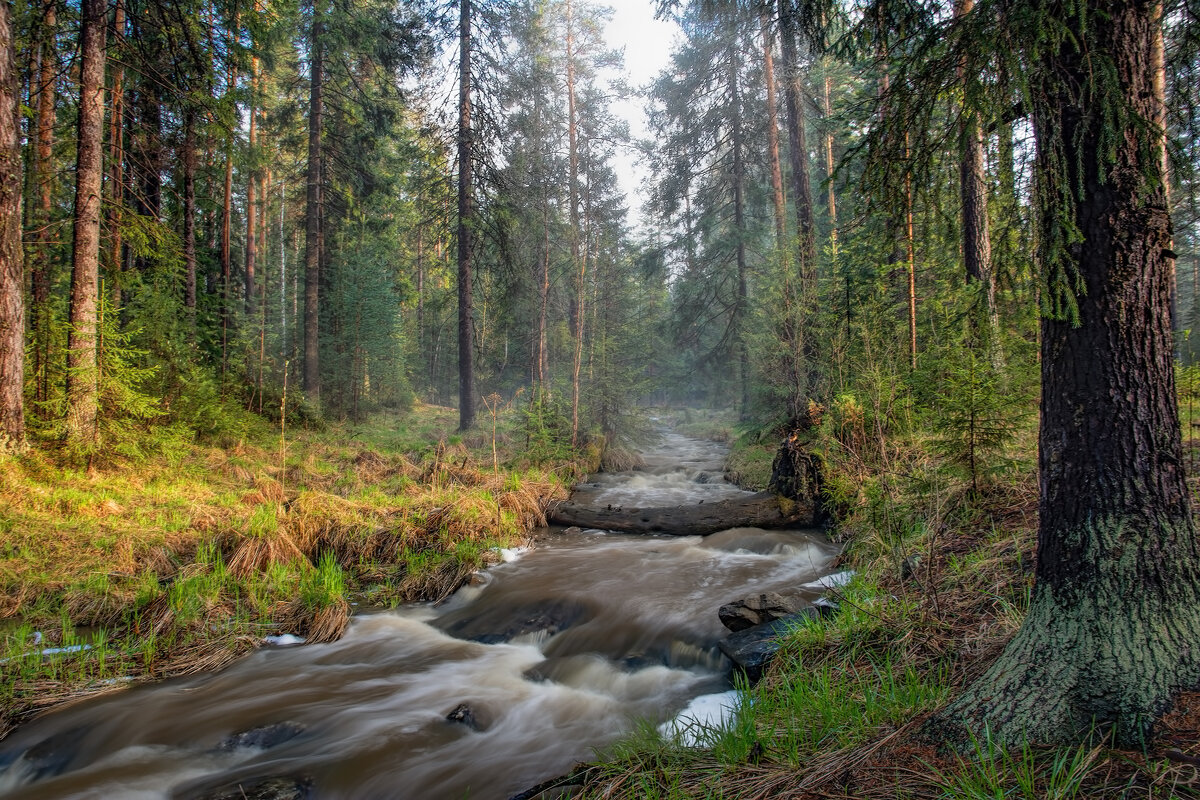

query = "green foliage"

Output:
[[299, 552, 346, 611], [928, 730, 1100, 800], [928, 344, 1024, 494], [517, 393, 574, 465]]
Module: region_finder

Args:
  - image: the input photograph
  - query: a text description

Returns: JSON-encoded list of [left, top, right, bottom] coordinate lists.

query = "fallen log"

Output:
[[547, 491, 814, 535]]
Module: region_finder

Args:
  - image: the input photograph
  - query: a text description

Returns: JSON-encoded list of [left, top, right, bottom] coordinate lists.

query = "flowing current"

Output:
[[0, 430, 838, 800]]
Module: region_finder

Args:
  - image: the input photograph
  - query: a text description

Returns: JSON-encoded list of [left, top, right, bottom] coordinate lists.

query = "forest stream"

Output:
[[0, 430, 839, 800]]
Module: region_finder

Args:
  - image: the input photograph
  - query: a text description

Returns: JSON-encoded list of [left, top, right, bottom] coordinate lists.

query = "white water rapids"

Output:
[[0, 430, 839, 799]]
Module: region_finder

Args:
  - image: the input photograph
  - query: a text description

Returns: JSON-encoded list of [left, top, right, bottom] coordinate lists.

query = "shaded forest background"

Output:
[[0, 0, 1198, 463]]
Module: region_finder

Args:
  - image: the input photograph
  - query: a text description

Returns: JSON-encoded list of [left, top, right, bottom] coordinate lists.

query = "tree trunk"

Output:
[[937, 0, 1200, 748], [303, 5, 323, 405], [29, 0, 56, 406], [777, 0, 819, 407], [549, 491, 815, 536], [728, 37, 749, 419], [0, 0, 22, 447], [776, 0, 815, 282], [536, 199, 549, 389], [760, 9, 785, 248], [905, 148, 916, 371], [456, 0, 475, 430], [66, 0, 106, 446], [955, 0, 997, 339], [107, 0, 125, 280], [245, 51, 259, 317], [1150, 1, 1174, 330], [822, 63, 837, 261], [183, 107, 197, 333], [221, 16, 237, 373], [567, 0, 585, 444]]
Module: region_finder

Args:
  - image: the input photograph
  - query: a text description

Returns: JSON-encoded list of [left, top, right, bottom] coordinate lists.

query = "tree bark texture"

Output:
[[183, 107, 198, 330], [221, 31, 237, 370], [567, 0, 585, 444], [457, 0, 475, 430], [0, 0, 22, 446], [905, 149, 916, 371], [776, 0, 815, 283], [955, 0, 997, 335], [823, 67, 837, 261], [537, 202, 549, 388], [727, 37, 749, 419], [777, 0, 820, 406], [938, 0, 1200, 748], [30, 0, 56, 405], [760, 10, 786, 248], [245, 53, 259, 316], [66, 0, 107, 446], [303, 8, 323, 404], [549, 491, 814, 536]]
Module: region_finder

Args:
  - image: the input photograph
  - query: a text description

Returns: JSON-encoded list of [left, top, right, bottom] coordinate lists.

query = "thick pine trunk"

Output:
[[66, 0, 106, 446], [456, 0, 475, 430], [938, 0, 1200, 748], [303, 9, 323, 404], [0, 0, 22, 446]]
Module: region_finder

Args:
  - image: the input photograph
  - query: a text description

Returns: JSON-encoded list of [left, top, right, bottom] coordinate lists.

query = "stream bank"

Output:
[[0, 426, 838, 799], [0, 404, 587, 740]]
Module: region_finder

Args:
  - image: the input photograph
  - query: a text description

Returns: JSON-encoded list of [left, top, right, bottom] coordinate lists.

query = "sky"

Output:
[[600, 1, 682, 232]]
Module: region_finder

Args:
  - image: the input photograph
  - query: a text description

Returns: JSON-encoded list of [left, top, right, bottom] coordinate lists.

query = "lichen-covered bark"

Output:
[[937, 0, 1200, 748], [942, 517, 1200, 746]]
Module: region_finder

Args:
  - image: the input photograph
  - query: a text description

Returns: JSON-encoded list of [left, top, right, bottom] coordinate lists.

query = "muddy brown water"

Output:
[[0, 430, 839, 800]]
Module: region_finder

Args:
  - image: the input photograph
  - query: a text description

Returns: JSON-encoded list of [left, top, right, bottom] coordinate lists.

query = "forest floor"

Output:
[[562, 418, 1200, 800], [0, 401, 594, 739]]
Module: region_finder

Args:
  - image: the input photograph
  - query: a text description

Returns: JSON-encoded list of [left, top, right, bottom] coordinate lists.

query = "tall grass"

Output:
[[0, 402, 588, 733]]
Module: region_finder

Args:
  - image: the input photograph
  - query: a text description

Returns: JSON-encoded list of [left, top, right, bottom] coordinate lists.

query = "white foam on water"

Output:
[[803, 570, 855, 591], [262, 634, 305, 646], [0, 428, 845, 800], [659, 690, 741, 746]]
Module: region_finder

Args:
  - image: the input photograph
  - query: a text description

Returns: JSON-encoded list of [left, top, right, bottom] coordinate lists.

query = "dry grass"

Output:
[[0, 403, 586, 737], [573, 452, 1200, 800]]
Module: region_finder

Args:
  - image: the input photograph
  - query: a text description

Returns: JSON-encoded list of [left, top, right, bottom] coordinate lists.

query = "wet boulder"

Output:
[[216, 722, 305, 752], [718, 607, 825, 683], [436, 599, 589, 644], [445, 702, 490, 731], [0, 725, 90, 783], [718, 592, 808, 632]]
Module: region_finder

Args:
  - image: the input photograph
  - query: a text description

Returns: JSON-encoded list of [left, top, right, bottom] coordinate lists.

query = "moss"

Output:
[[724, 437, 775, 491]]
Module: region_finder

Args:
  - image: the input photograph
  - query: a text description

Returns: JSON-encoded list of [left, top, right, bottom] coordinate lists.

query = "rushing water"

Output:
[[0, 430, 838, 800]]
